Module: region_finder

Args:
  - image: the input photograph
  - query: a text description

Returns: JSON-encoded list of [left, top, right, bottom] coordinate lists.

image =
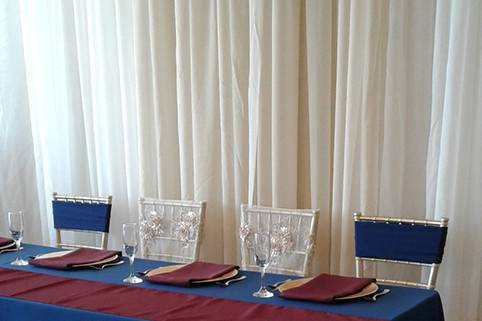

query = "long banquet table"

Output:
[[0, 244, 444, 321]]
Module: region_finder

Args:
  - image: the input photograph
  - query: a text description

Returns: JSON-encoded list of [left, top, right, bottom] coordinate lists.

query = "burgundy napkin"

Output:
[[29, 248, 121, 270], [280, 273, 375, 303], [0, 237, 15, 249], [145, 261, 238, 287]]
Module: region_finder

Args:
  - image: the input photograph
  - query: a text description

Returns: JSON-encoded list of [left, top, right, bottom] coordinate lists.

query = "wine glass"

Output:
[[8, 211, 29, 266], [252, 232, 273, 298], [122, 223, 143, 284]]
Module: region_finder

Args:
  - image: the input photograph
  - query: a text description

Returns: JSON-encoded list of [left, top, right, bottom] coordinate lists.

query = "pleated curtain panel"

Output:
[[1, 0, 481, 320]]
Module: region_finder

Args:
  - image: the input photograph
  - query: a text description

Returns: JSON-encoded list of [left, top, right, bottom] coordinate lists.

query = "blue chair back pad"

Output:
[[355, 221, 448, 264], [52, 201, 112, 233]]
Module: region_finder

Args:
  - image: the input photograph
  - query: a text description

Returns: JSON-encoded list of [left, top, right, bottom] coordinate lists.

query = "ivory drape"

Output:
[[19, 0, 140, 245], [0, 1, 480, 320], [0, 0, 42, 243]]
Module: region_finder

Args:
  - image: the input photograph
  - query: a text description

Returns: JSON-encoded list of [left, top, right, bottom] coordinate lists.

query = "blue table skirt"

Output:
[[0, 244, 444, 321]]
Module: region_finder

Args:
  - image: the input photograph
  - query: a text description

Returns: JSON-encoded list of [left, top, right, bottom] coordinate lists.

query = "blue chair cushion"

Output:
[[355, 221, 448, 264], [52, 200, 112, 233]]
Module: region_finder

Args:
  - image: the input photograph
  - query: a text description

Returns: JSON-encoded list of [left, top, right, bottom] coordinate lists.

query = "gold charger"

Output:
[[277, 277, 378, 300], [34, 250, 119, 267], [145, 264, 239, 284]]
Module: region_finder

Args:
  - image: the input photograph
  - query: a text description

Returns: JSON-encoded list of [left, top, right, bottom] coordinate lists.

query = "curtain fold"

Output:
[[302, 0, 334, 274], [428, 1, 482, 319], [0, 0, 480, 320], [216, 0, 250, 263], [0, 0, 41, 243], [331, 0, 389, 276], [18, 0, 139, 248]]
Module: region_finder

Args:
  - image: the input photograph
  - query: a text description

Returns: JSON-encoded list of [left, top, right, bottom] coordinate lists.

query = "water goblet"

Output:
[[122, 222, 143, 284], [252, 232, 273, 298], [8, 211, 29, 266]]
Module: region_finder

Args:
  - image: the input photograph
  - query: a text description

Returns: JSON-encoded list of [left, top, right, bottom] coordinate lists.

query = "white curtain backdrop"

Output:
[[0, 0, 42, 243], [427, 1, 482, 318], [0, 0, 480, 320], [19, 0, 140, 247], [331, 0, 436, 282]]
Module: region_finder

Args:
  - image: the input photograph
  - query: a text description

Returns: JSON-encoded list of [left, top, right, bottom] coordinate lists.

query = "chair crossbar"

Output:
[[244, 263, 305, 276], [244, 208, 317, 217], [153, 236, 196, 243], [56, 228, 106, 236], [146, 252, 194, 261], [353, 213, 448, 227], [140, 197, 205, 208], [357, 256, 435, 268], [53, 193, 111, 204], [376, 278, 431, 289], [57, 243, 105, 250]]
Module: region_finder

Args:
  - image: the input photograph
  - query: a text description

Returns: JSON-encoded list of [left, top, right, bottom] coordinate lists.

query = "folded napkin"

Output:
[[29, 248, 121, 270], [280, 273, 375, 303], [0, 237, 15, 250], [0, 237, 15, 247], [145, 261, 238, 287]]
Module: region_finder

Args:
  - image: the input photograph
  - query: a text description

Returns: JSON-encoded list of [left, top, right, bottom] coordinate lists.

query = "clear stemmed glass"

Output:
[[252, 232, 273, 298], [8, 211, 29, 266], [122, 223, 143, 284]]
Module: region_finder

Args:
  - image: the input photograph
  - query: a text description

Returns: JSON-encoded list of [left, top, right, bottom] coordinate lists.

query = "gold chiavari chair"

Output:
[[52, 193, 113, 250], [353, 212, 449, 289]]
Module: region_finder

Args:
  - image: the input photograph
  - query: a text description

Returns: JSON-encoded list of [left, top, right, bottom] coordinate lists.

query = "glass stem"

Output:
[[259, 266, 266, 290], [15, 240, 20, 261], [129, 256, 134, 277]]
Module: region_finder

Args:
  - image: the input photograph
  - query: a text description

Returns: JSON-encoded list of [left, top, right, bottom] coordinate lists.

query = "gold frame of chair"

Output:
[[138, 197, 207, 263], [240, 204, 319, 277], [353, 212, 449, 289], [53, 192, 112, 250]]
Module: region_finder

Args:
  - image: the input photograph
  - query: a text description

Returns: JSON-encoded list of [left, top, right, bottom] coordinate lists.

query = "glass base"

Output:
[[10, 258, 29, 266], [253, 287, 273, 298], [123, 275, 143, 284]]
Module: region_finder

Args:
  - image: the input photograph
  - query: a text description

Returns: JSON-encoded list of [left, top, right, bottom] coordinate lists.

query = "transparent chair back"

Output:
[[240, 204, 319, 276], [139, 197, 206, 263]]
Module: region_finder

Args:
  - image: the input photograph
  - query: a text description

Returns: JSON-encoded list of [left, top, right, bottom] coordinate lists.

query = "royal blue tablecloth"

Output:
[[0, 244, 444, 321]]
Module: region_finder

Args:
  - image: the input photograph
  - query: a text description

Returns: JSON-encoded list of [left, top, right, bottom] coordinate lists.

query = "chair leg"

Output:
[[101, 233, 109, 250], [355, 257, 363, 277], [427, 264, 439, 289], [55, 230, 61, 248]]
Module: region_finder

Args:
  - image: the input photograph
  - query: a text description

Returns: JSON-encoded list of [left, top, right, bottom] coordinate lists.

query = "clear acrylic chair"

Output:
[[52, 193, 113, 250], [139, 197, 206, 263], [240, 204, 319, 277], [353, 212, 449, 289]]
